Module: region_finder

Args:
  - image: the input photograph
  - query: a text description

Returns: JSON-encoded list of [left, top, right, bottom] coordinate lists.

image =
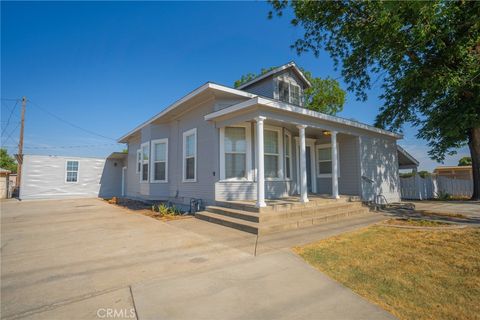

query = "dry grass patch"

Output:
[[294, 226, 480, 320], [384, 218, 451, 227]]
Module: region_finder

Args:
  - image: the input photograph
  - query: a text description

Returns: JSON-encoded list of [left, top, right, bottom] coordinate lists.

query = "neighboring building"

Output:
[[0, 167, 11, 199], [433, 166, 472, 180], [118, 62, 415, 208], [19, 153, 126, 200]]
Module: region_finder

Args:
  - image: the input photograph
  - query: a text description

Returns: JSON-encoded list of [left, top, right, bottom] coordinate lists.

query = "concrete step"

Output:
[[260, 209, 372, 235], [195, 211, 259, 234], [260, 202, 367, 222], [206, 206, 259, 223], [215, 197, 349, 213]]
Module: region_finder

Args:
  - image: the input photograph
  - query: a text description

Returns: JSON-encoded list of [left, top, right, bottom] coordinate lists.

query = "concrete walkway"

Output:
[[408, 200, 480, 218], [1, 198, 393, 320]]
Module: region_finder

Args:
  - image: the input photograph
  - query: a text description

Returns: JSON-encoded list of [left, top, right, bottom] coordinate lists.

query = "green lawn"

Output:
[[294, 226, 480, 320]]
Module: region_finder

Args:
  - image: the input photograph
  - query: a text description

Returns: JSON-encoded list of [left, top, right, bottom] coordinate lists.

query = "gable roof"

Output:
[[118, 82, 256, 143], [236, 62, 312, 90], [118, 80, 401, 143]]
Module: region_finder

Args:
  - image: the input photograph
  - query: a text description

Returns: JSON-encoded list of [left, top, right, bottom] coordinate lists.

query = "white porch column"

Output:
[[331, 131, 340, 199], [255, 116, 267, 208], [297, 125, 309, 203]]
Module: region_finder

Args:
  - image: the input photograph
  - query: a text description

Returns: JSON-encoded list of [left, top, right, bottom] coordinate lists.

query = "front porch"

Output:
[[195, 194, 371, 234], [210, 109, 363, 206]]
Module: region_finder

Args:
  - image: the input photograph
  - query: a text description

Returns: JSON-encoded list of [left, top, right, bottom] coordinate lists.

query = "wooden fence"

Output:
[[400, 175, 473, 200]]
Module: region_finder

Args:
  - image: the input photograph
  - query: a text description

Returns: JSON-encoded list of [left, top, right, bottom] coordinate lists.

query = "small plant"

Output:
[[435, 191, 452, 201]]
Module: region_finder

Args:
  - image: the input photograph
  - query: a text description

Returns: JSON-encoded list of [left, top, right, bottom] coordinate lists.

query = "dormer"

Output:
[[236, 62, 311, 107]]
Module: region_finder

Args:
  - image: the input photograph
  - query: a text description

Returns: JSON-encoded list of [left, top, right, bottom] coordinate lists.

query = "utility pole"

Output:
[[16, 97, 26, 190]]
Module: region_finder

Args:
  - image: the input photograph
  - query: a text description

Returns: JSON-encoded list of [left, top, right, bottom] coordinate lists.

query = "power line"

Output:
[[1, 122, 21, 147], [1, 98, 21, 102], [1, 100, 19, 136], [1, 143, 120, 150], [27, 100, 117, 141]]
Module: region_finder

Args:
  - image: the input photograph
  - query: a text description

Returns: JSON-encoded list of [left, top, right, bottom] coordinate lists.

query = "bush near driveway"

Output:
[[294, 226, 480, 320]]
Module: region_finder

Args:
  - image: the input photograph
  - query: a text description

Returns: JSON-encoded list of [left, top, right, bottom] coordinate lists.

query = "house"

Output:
[[19, 153, 126, 200], [119, 62, 414, 220], [433, 166, 472, 180]]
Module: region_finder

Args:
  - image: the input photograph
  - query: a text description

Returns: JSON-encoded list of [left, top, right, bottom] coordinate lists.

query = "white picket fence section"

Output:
[[400, 175, 473, 200]]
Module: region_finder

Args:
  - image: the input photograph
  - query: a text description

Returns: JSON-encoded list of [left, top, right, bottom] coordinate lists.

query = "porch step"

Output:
[[215, 196, 349, 213], [195, 211, 259, 234], [196, 202, 372, 235], [260, 202, 367, 223], [206, 206, 259, 222], [260, 209, 371, 234]]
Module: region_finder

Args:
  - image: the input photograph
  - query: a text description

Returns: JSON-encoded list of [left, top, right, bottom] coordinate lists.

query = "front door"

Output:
[[306, 146, 312, 192]]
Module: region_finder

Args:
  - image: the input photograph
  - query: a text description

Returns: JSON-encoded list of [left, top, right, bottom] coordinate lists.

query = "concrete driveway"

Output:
[[1, 198, 393, 320]]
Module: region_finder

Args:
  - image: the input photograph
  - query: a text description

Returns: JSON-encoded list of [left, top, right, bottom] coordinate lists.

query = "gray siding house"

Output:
[[119, 62, 412, 209]]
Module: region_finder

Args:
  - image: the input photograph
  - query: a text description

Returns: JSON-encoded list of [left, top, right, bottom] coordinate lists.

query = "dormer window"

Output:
[[278, 80, 302, 105]]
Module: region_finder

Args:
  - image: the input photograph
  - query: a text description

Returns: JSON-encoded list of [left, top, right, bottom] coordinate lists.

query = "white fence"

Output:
[[400, 175, 473, 200]]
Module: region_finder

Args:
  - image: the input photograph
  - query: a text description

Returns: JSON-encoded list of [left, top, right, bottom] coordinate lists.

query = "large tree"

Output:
[[269, 1, 480, 199], [235, 66, 345, 115]]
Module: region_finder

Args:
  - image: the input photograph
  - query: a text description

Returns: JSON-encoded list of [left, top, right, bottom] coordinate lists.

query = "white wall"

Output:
[[359, 135, 401, 203], [20, 155, 122, 200]]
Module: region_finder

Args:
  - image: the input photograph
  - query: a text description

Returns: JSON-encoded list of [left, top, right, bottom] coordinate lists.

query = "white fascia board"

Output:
[[237, 62, 312, 90], [257, 97, 402, 139], [204, 96, 402, 139], [117, 83, 257, 143]]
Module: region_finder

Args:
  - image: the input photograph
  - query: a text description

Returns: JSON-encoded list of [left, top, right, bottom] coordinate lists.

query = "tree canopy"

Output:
[[0, 148, 17, 173], [234, 66, 345, 115], [268, 0, 480, 199], [458, 157, 472, 166]]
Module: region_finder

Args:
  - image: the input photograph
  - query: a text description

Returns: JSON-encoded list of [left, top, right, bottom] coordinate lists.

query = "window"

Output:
[[264, 128, 282, 179], [279, 80, 290, 103], [316, 144, 340, 177], [278, 80, 302, 106], [140, 142, 149, 182], [225, 127, 247, 179], [136, 149, 141, 173], [290, 84, 301, 105], [151, 139, 168, 182], [284, 131, 292, 179], [183, 128, 197, 182], [65, 160, 79, 183]]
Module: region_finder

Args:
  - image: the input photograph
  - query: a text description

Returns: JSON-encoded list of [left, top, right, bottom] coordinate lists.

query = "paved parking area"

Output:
[[1, 198, 393, 320]]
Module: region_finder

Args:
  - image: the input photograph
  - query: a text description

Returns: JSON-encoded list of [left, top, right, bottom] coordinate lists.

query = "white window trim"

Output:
[[140, 141, 150, 183], [219, 124, 252, 181], [136, 149, 141, 174], [284, 130, 292, 181], [276, 75, 303, 106], [65, 160, 79, 184], [263, 125, 284, 181], [182, 128, 197, 183], [150, 138, 168, 183], [289, 83, 301, 105], [316, 143, 340, 178]]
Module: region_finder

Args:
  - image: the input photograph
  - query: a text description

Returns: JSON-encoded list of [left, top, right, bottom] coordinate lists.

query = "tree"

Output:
[[234, 66, 345, 115], [0, 148, 17, 173], [268, 1, 480, 200], [458, 157, 472, 166]]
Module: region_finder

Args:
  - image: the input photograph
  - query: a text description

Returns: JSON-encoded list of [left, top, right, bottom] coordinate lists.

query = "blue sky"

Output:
[[1, 1, 469, 171]]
